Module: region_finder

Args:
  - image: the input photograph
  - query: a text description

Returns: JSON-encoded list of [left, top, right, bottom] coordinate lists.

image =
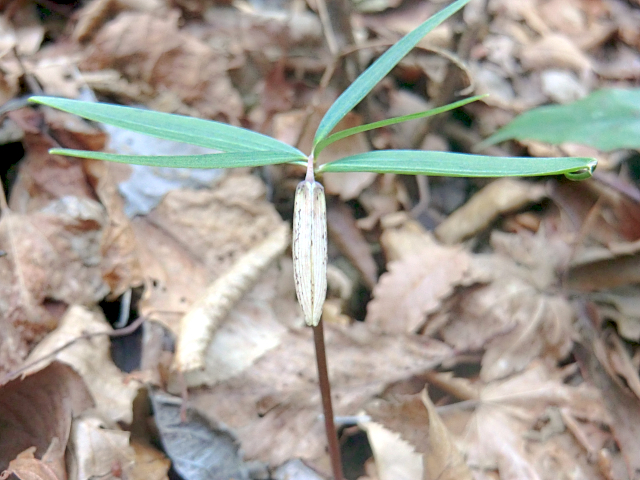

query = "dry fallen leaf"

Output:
[[359, 420, 422, 480], [23, 305, 141, 424], [434, 251, 574, 382], [364, 390, 472, 480], [190, 322, 453, 470], [327, 202, 378, 290], [129, 441, 171, 480], [81, 11, 243, 121], [150, 391, 250, 480], [441, 363, 610, 480], [134, 174, 289, 333], [174, 263, 296, 388], [0, 362, 93, 475], [366, 235, 474, 334], [68, 414, 135, 480], [435, 178, 547, 244], [1, 443, 64, 480], [174, 224, 290, 377], [0, 200, 110, 375]]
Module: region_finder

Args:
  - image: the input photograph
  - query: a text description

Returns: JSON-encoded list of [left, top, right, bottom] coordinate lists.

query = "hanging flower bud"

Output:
[[292, 178, 327, 326]]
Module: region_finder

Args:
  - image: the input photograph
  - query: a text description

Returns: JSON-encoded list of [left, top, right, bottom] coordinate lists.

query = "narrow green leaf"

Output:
[[29, 96, 306, 157], [478, 88, 640, 152], [49, 148, 305, 169], [318, 150, 597, 180], [314, 94, 486, 155], [312, 0, 471, 151]]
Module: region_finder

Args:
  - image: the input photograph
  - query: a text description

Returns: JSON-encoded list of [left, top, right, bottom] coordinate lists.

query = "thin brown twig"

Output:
[[0, 179, 8, 213], [312, 321, 344, 480], [294, 60, 338, 151], [316, 0, 339, 56], [1, 315, 146, 385]]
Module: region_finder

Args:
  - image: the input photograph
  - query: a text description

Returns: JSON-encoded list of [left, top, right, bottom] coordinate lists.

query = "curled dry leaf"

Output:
[[68, 414, 135, 480], [375, 214, 575, 380], [359, 420, 422, 480], [364, 390, 472, 480], [23, 305, 141, 424], [435, 178, 547, 244], [8, 108, 105, 212], [327, 202, 378, 290], [84, 159, 143, 297], [575, 308, 640, 479], [0, 362, 93, 474]]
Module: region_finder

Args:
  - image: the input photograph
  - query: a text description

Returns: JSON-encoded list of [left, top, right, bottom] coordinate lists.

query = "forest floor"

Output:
[[1, 0, 640, 479]]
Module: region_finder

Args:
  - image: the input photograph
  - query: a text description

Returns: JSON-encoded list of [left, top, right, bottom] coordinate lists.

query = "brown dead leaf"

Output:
[[73, 0, 167, 43], [0, 199, 109, 374], [379, 213, 434, 261], [0, 6, 44, 57], [134, 174, 291, 335], [130, 441, 170, 480], [591, 289, 640, 341], [434, 251, 573, 382], [174, 224, 290, 378], [378, 215, 575, 380], [366, 231, 475, 334], [359, 421, 422, 480], [364, 390, 472, 480], [1, 443, 64, 480], [190, 322, 453, 469], [24, 305, 141, 424], [67, 414, 135, 480], [82, 11, 243, 121], [575, 306, 640, 479], [84, 160, 143, 297], [519, 33, 592, 75], [435, 178, 547, 244], [0, 362, 93, 474], [8, 109, 101, 212], [327, 202, 378, 289], [441, 363, 610, 480]]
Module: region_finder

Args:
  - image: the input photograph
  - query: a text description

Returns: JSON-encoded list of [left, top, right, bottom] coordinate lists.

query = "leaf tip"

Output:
[[564, 158, 597, 181]]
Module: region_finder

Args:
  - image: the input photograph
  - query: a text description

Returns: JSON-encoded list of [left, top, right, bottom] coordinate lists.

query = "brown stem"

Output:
[[312, 321, 344, 480]]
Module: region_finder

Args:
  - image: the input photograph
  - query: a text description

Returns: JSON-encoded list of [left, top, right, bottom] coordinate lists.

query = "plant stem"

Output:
[[312, 321, 344, 480]]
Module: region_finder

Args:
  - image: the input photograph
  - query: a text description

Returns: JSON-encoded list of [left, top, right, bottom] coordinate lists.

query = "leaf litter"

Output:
[[2, 0, 640, 479]]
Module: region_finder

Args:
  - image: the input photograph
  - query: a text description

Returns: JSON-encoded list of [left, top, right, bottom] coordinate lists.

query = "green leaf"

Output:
[[478, 88, 640, 152], [49, 148, 306, 169], [29, 96, 306, 157], [314, 94, 486, 155], [312, 0, 471, 152], [318, 150, 597, 180]]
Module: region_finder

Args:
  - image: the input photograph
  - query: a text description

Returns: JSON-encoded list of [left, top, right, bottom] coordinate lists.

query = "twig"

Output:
[[316, 0, 339, 56], [312, 321, 344, 480], [1, 315, 146, 385], [0, 179, 8, 213]]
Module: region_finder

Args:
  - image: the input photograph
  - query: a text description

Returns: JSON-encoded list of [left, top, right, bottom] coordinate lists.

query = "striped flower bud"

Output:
[[293, 178, 327, 326]]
